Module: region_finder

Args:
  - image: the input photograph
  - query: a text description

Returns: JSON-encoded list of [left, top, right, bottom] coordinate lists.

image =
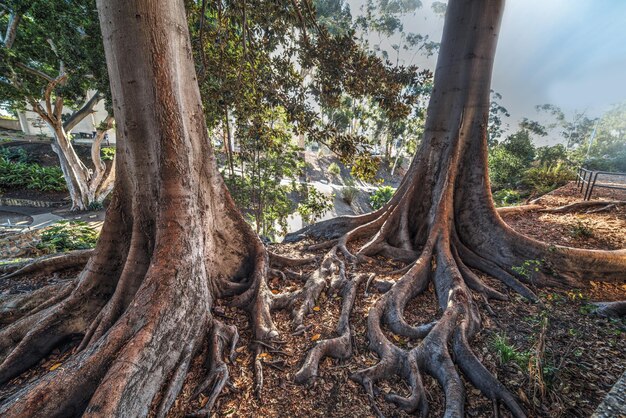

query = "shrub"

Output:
[[491, 188, 521, 207], [297, 186, 333, 223], [327, 162, 341, 177], [569, 220, 593, 239], [488, 147, 526, 189], [0, 156, 66, 192], [341, 179, 359, 205], [87, 201, 104, 211], [522, 163, 575, 195], [0, 147, 32, 163], [535, 144, 567, 168], [501, 129, 535, 165], [101, 147, 116, 161], [37, 221, 99, 253], [370, 185, 395, 210]]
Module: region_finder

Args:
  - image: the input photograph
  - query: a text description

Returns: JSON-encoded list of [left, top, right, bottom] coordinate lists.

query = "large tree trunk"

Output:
[[0, 0, 276, 416], [284, 0, 625, 416]]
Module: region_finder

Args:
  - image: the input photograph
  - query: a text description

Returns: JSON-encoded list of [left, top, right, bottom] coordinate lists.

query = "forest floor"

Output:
[[0, 181, 624, 417]]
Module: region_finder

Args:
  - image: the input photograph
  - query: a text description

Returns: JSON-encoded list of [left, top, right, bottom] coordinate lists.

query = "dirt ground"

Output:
[[504, 182, 626, 251], [0, 182, 624, 417]]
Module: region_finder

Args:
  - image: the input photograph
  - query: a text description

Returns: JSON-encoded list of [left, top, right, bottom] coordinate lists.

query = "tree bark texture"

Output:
[[0, 0, 276, 416]]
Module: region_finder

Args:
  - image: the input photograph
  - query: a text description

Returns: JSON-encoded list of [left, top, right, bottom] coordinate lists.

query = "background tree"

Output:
[[488, 90, 510, 146], [578, 102, 626, 171], [0, 0, 113, 210]]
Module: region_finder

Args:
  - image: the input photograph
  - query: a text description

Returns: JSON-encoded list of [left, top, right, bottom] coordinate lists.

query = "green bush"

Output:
[[492, 188, 522, 207], [341, 179, 359, 205], [0, 147, 33, 163], [535, 144, 567, 168], [101, 147, 116, 161], [501, 130, 535, 165], [327, 162, 341, 176], [370, 185, 395, 210], [37, 221, 99, 253], [583, 150, 626, 173], [0, 156, 66, 192], [522, 163, 575, 195], [297, 186, 333, 223], [87, 201, 104, 211], [488, 147, 526, 189]]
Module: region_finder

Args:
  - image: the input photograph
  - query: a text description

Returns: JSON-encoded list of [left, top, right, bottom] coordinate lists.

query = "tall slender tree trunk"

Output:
[[48, 118, 115, 210], [30, 92, 116, 211]]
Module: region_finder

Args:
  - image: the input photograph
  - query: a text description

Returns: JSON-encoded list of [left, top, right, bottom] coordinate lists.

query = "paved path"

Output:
[[0, 205, 63, 231]]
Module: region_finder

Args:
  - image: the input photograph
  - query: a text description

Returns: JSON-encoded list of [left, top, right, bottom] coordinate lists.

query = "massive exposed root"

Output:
[[0, 249, 93, 280], [0, 220, 278, 417]]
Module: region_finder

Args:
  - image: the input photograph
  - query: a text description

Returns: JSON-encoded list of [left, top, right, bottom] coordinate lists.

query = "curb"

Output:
[[592, 371, 626, 417], [0, 197, 65, 208]]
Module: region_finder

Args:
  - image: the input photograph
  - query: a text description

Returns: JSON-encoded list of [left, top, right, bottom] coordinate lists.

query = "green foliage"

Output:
[[0, 0, 110, 111], [223, 107, 305, 239], [535, 144, 567, 168], [341, 178, 359, 205], [297, 186, 333, 224], [100, 147, 116, 161], [0, 147, 33, 163], [488, 91, 510, 146], [370, 185, 395, 210], [328, 162, 341, 177], [522, 163, 574, 195], [488, 130, 536, 190], [488, 146, 525, 189], [431, 1, 447, 16], [569, 220, 593, 239], [0, 155, 66, 192], [37, 221, 99, 253], [350, 154, 380, 182], [491, 189, 522, 207], [490, 333, 530, 368], [511, 259, 542, 281], [581, 103, 626, 172], [501, 130, 535, 165], [87, 201, 104, 211], [187, 0, 431, 175]]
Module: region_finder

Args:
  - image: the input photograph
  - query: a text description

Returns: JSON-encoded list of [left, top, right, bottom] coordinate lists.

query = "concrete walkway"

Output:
[[0, 205, 63, 231]]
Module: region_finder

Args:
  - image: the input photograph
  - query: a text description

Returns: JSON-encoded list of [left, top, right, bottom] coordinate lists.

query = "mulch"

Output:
[[502, 182, 626, 251]]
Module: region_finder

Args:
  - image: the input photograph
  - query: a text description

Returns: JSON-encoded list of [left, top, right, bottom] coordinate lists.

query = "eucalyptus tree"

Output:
[[0, 0, 113, 210]]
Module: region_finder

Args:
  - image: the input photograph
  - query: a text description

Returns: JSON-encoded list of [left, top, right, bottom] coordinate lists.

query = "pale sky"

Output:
[[348, 0, 626, 143]]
